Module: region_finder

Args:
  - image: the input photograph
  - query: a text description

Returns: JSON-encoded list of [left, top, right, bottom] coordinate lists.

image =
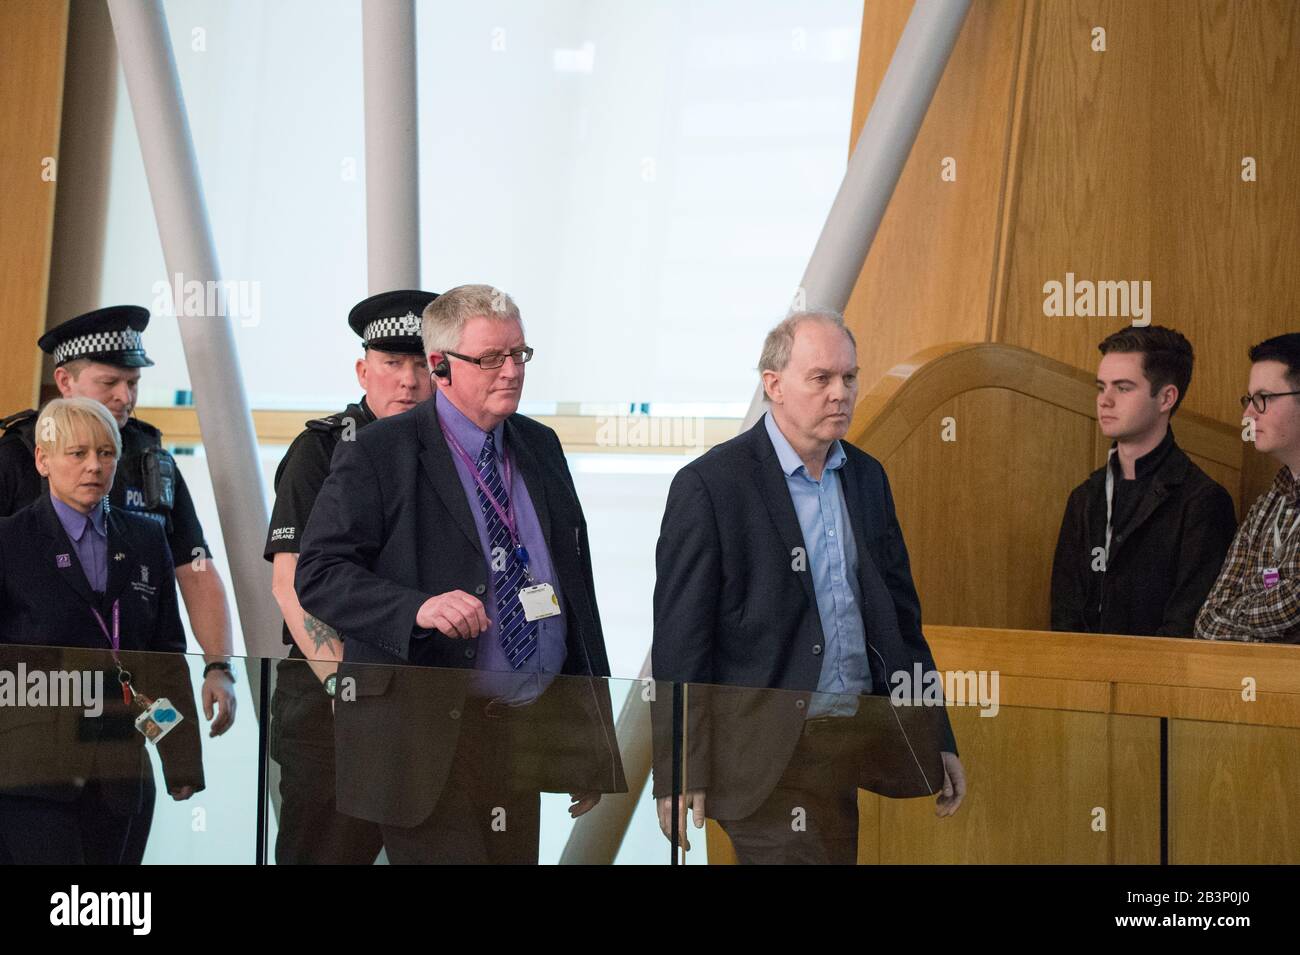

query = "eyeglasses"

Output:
[[445, 346, 534, 370], [1240, 390, 1300, 414]]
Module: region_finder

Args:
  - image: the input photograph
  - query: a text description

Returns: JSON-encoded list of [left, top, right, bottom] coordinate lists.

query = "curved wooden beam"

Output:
[[848, 341, 1242, 469]]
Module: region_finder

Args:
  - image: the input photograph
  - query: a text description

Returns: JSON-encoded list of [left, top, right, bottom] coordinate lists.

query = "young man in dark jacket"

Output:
[[1051, 326, 1237, 637]]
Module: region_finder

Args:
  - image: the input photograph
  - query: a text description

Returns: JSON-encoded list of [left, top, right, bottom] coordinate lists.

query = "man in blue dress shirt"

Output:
[[653, 310, 964, 863]]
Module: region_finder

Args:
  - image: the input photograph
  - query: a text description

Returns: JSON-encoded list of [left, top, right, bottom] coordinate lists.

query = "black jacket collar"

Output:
[[1108, 425, 1177, 482], [1088, 430, 1192, 561]]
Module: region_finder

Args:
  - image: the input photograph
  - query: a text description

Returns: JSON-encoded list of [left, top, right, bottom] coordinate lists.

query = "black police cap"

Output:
[[348, 290, 439, 355], [38, 305, 154, 368]]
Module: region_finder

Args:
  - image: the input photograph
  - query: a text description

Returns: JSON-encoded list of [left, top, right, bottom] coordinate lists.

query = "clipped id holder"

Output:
[[118, 665, 183, 745], [134, 697, 184, 744]]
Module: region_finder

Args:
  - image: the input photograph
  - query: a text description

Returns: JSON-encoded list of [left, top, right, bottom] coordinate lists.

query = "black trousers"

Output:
[[718, 716, 868, 865], [380, 700, 541, 865], [271, 657, 384, 865], [0, 775, 154, 864]]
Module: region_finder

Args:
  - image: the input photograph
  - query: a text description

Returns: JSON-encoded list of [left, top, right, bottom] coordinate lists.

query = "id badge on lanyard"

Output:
[[91, 600, 183, 744], [440, 418, 562, 622], [1263, 503, 1300, 590]]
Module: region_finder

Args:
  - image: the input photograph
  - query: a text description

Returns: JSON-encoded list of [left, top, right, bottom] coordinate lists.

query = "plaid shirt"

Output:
[[1195, 466, 1300, 642]]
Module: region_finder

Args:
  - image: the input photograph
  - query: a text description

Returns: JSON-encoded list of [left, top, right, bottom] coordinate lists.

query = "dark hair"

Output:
[[1248, 334, 1300, 389], [1097, 325, 1194, 414]]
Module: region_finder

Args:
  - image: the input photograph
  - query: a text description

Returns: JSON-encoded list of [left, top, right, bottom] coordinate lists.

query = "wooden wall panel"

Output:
[[1170, 720, 1300, 863], [1108, 712, 1162, 864], [843, 0, 1031, 399], [0, 2, 69, 414], [1241, 447, 1280, 522], [883, 387, 1094, 629], [844, 1, 1297, 518], [998, 1, 1300, 431], [706, 706, 1161, 865], [702, 626, 1300, 864], [848, 344, 1242, 628], [878, 707, 1115, 864], [45, 0, 119, 340]]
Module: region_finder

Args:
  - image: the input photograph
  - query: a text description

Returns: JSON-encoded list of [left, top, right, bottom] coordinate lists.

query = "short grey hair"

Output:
[[758, 310, 856, 397], [422, 284, 523, 355]]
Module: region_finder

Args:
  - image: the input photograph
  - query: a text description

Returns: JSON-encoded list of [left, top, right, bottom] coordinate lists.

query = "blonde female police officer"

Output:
[[0, 306, 237, 736], [0, 398, 204, 864]]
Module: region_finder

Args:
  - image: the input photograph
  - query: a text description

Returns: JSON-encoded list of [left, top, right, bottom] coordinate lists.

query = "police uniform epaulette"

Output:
[[306, 413, 348, 434], [0, 409, 37, 433]]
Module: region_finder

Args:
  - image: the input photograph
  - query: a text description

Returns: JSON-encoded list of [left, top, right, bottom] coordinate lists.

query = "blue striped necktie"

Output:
[[475, 431, 538, 668]]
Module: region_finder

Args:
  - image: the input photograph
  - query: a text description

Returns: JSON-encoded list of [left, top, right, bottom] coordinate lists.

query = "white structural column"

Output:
[[362, 0, 421, 292], [742, 0, 972, 427], [107, 0, 281, 659], [564, 0, 973, 864]]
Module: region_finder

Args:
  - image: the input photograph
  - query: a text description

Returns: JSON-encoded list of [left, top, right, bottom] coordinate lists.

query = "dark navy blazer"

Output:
[[0, 494, 204, 807], [651, 417, 957, 819], [296, 399, 626, 827]]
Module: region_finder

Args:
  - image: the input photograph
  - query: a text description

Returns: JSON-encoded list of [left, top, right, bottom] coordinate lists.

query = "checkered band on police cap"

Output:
[[363, 310, 423, 343], [52, 328, 146, 365]]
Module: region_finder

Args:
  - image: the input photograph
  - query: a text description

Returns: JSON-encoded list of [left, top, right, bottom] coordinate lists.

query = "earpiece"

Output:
[[433, 357, 451, 383]]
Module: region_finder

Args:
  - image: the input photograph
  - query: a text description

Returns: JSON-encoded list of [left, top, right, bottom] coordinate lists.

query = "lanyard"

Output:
[[1102, 448, 1118, 563], [91, 599, 140, 706], [91, 599, 120, 652], [1272, 503, 1300, 563], [439, 420, 531, 570]]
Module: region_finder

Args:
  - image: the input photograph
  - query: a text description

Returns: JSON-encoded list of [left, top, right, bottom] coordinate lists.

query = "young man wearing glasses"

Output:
[[1196, 333, 1300, 641], [1052, 326, 1237, 637]]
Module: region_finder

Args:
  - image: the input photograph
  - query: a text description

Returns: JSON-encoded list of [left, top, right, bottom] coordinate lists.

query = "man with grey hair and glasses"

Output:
[[296, 284, 625, 863], [652, 309, 963, 863]]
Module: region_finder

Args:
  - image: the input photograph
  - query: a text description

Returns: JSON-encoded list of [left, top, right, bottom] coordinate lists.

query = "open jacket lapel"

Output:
[[34, 494, 99, 610], [102, 505, 138, 610], [1103, 447, 1189, 564], [417, 399, 488, 553], [836, 451, 898, 661], [750, 419, 817, 610], [504, 416, 552, 546]]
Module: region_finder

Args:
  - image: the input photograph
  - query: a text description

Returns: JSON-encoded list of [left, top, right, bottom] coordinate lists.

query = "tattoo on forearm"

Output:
[[303, 614, 342, 654]]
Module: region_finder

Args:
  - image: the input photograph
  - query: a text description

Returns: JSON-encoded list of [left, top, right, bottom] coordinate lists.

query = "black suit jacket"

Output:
[[651, 416, 956, 819], [295, 398, 626, 827], [0, 494, 205, 810]]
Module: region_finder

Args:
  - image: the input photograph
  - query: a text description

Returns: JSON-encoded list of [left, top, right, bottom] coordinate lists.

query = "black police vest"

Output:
[[112, 419, 177, 533]]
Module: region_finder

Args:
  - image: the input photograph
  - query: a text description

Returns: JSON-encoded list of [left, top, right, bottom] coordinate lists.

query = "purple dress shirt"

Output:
[[435, 391, 568, 703], [51, 493, 109, 593]]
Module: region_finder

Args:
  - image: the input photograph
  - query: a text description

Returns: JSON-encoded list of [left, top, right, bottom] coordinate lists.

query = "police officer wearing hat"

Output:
[[0, 306, 237, 736], [264, 289, 437, 864]]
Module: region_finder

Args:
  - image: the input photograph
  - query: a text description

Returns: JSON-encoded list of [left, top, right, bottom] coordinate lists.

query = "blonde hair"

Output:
[[35, 397, 121, 458], [422, 284, 523, 355]]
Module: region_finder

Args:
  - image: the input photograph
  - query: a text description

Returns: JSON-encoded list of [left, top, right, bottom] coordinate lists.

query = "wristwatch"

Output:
[[323, 673, 338, 698], [203, 661, 235, 683]]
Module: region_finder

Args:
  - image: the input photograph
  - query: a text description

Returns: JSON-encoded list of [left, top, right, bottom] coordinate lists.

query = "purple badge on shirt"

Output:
[[56, 553, 72, 568]]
